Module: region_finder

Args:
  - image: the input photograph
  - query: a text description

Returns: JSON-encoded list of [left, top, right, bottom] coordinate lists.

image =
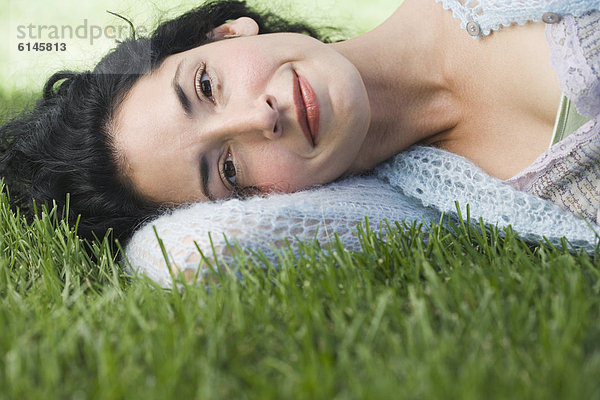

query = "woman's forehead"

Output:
[[112, 64, 190, 167]]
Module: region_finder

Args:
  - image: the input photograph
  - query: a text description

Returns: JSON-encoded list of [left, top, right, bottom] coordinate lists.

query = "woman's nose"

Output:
[[229, 94, 281, 140]]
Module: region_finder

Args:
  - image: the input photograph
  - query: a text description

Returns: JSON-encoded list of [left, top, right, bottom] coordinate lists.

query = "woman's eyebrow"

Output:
[[172, 60, 193, 118], [199, 154, 215, 201]]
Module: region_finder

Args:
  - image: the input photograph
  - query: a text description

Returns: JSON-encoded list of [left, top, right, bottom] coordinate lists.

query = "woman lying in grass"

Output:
[[1, 0, 600, 283]]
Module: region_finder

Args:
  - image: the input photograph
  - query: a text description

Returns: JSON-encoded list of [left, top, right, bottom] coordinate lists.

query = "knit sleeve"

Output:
[[375, 146, 599, 247], [124, 176, 439, 287]]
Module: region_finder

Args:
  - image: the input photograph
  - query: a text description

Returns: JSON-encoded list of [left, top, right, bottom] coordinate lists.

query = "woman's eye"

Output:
[[223, 151, 236, 186], [195, 65, 214, 102], [200, 73, 212, 98]]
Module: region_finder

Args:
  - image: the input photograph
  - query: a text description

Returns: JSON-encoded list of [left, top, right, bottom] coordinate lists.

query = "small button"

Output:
[[542, 12, 560, 24], [466, 21, 480, 36]]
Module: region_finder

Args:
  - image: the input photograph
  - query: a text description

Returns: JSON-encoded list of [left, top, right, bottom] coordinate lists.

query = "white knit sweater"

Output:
[[125, 0, 600, 287]]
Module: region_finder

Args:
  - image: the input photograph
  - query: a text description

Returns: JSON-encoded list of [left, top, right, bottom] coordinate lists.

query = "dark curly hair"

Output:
[[0, 0, 335, 245]]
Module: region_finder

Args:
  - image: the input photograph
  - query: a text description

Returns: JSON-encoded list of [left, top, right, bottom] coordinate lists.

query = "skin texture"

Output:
[[114, 0, 562, 204]]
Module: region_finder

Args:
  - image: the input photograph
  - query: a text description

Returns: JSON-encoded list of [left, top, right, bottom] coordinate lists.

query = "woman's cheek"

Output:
[[249, 157, 311, 193]]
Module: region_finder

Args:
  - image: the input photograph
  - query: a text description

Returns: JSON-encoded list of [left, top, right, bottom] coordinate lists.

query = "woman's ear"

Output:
[[208, 17, 259, 40]]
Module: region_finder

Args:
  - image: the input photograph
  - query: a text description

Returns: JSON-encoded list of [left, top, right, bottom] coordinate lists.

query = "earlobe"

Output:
[[208, 17, 259, 40]]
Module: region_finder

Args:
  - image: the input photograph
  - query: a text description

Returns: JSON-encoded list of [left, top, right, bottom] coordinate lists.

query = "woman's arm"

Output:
[[124, 176, 439, 287]]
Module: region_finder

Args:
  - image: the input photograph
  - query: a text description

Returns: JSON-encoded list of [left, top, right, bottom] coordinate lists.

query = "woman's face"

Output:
[[113, 24, 370, 204]]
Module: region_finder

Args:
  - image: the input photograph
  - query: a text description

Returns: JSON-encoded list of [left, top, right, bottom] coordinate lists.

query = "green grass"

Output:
[[1, 191, 600, 400], [1, 85, 600, 399]]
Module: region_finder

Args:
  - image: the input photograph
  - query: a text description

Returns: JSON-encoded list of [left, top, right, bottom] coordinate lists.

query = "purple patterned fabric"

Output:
[[505, 12, 600, 223]]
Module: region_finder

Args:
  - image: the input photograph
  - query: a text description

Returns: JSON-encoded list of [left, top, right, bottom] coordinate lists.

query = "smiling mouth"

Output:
[[293, 71, 320, 147]]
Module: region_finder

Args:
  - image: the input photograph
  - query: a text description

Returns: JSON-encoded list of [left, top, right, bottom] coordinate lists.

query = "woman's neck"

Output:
[[330, 0, 461, 173]]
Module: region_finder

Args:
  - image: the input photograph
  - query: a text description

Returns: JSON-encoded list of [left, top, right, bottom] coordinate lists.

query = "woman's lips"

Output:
[[293, 71, 320, 147], [298, 74, 320, 145]]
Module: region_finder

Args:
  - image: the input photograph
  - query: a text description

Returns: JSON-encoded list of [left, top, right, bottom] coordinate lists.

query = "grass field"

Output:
[[3, 1, 600, 399], [1, 176, 600, 399]]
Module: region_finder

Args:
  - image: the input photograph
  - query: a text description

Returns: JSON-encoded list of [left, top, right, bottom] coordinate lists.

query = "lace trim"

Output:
[[435, 0, 600, 37], [506, 119, 599, 189], [507, 120, 600, 222], [547, 13, 600, 118]]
